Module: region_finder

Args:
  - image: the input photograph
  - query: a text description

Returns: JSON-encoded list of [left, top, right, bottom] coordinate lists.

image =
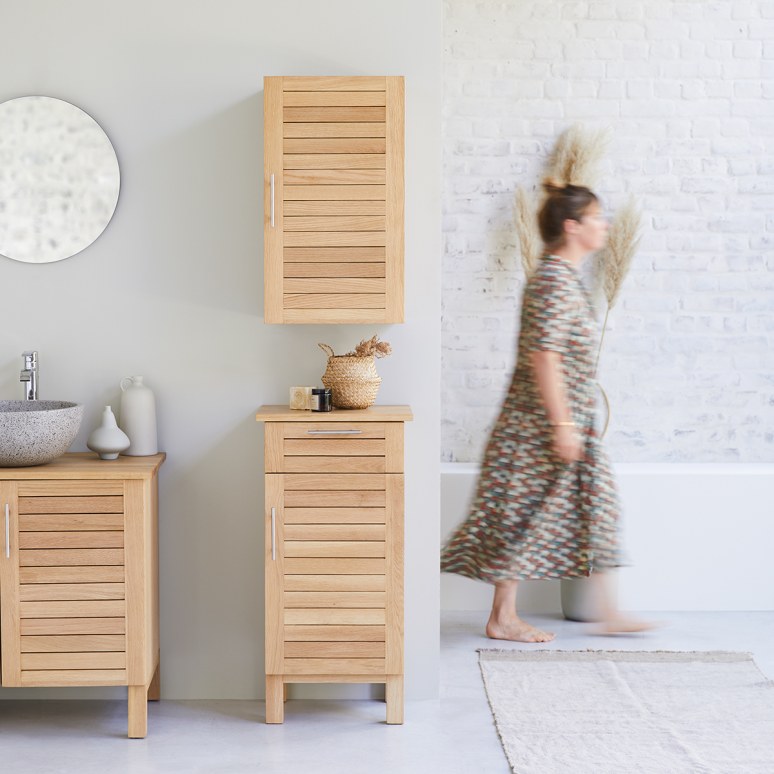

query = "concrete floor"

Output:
[[0, 611, 772, 773]]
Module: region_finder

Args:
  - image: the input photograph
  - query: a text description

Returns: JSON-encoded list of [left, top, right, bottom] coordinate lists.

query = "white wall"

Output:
[[443, 0, 774, 464], [0, 1, 442, 700], [442, 464, 774, 613]]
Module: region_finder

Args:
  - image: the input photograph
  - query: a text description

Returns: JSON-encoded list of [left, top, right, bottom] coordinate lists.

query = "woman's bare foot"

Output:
[[592, 615, 660, 635], [486, 616, 555, 643]]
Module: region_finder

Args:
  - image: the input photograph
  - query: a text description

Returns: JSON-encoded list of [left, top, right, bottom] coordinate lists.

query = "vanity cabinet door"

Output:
[[264, 75, 404, 324], [264, 420, 404, 689], [0, 480, 127, 687]]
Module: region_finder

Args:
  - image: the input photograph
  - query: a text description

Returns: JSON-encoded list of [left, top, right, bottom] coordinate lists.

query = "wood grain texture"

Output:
[[283, 658, 385, 675], [21, 651, 126, 670], [284, 507, 386, 524], [284, 524, 386, 541], [385, 424, 405, 474], [21, 669, 127, 687], [257, 405, 412, 423], [283, 473, 385, 491], [283, 92, 386, 108], [385, 475, 404, 675], [283, 541, 385, 559], [20, 600, 126, 619], [20, 583, 125, 601], [284, 608, 386, 625], [17, 481, 124, 496], [385, 76, 405, 323], [282, 76, 386, 91], [124, 479, 146, 686], [283, 277, 385, 294], [19, 531, 124, 549], [19, 565, 125, 584], [0, 454, 164, 482], [20, 617, 126, 635], [284, 490, 386, 508], [282, 439, 384, 459], [284, 642, 385, 658], [264, 76, 285, 323], [282, 308, 390, 324], [284, 231, 387, 248], [283, 625, 385, 641], [283, 293, 385, 310], [283, 575, 385, 592], [283, 123, 386, 139], [19, 548, 124, 567], [282, 422, 386, 439], [282, 456, 386, 474], [386, 675, 404, 724], [284, 263, 386, 279], [283, 201, 385, 216], [18, 496, 123, 514], [128, 684, 147, 738], [284, 138, 386, 154], [283, 246, 386, 261], [265, 476, 284, 673], [0, 481, 21, 685], [18, 513, 124, 531], [283, 216, 386, 233], [283, 107, 386, 123], [284, 591, 385, 608], [21, 634, 126, 652], [264, 423, 284, 474], [284, 169, 386, 186], [283, 558, 385, 575], [265, 674, 284, 723]]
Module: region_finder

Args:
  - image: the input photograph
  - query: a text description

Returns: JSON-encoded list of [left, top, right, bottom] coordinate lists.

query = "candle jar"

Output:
[[311, 388, 332, 412]]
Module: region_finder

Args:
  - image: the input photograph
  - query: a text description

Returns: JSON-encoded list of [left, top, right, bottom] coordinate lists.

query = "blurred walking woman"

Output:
[[441, 180, 650, 642]]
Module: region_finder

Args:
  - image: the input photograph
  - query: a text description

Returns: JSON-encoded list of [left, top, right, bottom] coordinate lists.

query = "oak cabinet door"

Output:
[[264, 76, 404, 324]]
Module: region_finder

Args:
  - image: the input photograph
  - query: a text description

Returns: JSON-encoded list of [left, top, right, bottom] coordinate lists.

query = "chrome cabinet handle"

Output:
[[306, 429, 363, 435], [271, 507, 276, 561], [4, 503, 9, 559], [270, 174, 275, 228]]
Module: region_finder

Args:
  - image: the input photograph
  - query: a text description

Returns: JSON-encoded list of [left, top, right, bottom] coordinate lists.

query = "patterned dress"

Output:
[[440, 254, 621, 583]]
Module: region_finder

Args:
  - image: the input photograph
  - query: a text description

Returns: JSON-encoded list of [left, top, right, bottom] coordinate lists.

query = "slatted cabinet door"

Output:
[[0, 480, 128, 688], [264, 76, 404, 324], [261, 411, 408, 725]]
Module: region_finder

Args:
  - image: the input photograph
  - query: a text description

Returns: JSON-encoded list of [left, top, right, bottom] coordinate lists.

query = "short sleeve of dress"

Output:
[[522, 258, 573, 355]]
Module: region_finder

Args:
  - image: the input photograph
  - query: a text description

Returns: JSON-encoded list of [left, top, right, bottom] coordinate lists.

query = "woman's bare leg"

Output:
[[485, 580, 555, 643], [588, 572, 657, 634]]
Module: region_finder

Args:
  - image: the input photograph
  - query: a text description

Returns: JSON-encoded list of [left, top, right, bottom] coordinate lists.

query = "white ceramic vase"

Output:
[[119, 376, 158, 456], [87, 406, 130, 460]]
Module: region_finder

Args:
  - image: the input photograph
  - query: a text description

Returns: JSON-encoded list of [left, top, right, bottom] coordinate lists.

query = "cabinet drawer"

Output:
[[265, 422, 403, 473]]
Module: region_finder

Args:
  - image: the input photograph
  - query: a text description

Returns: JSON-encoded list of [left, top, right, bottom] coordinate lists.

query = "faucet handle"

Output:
[[22, 351, 38, 368]]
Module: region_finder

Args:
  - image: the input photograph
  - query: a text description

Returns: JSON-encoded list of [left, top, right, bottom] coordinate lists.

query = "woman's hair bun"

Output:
[[542, 177, 566, 195]]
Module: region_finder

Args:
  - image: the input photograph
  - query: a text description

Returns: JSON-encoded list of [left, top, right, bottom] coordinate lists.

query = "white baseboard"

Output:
[[441, 463, 774, 613]]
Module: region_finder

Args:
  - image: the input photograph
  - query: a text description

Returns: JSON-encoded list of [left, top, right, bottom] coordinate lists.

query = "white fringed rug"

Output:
[[478, 650, 774, 774]]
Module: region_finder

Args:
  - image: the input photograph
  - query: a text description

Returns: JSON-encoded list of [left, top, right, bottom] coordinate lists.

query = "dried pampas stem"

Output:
[[599, 196, 642, 308], [545, 123, 611, 189], [515, 187, 542, 277]]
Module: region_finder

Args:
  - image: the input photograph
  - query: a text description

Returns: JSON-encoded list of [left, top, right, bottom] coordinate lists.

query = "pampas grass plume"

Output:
[[599, 196, 641, 308], [515, 187, 542, 277]]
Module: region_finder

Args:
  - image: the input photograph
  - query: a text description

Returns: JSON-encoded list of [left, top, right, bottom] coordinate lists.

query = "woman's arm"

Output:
[[530, 350, 582, 463]]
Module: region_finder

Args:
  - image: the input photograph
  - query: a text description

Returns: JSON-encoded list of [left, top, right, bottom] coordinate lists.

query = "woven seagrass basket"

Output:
[[318, 343, 381, 409]]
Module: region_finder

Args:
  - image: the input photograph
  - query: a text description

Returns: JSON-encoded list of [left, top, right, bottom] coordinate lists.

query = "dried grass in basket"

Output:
[[318, 343, 382, 409]]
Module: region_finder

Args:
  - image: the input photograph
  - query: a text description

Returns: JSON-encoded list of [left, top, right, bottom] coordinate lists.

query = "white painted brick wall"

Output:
[[442, 0, 774, 463]]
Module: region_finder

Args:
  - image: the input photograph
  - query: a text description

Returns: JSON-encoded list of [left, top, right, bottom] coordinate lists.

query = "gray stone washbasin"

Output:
[[0, 400, 84, 467]]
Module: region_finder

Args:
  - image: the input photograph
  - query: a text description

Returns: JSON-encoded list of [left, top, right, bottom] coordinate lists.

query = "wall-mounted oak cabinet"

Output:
[[264, 76, 404, 324]]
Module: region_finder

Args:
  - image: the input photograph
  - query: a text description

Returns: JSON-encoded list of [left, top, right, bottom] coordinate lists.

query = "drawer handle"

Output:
[[4, 503, 9, 559], [306, 429, 363, 435], [270, 174, 275, 228], [271, 507, 276, 561]]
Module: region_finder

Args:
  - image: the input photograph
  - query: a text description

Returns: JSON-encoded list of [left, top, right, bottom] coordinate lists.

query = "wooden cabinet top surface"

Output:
[[255, 405, 412, 423], [0, 452, 165, 480]]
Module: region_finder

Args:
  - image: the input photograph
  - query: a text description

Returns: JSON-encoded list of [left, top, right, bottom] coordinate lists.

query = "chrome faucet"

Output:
[[20, 351, 38, 400]]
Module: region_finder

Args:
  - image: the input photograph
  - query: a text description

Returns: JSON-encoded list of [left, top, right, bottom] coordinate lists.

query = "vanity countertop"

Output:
[[0, 452, 165, 480], [255, 405, 412, 422]]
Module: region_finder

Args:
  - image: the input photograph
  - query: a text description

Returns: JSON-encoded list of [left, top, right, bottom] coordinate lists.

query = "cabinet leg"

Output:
[[266, 675, 284, 724], [385, 676, 404, 725], [148, 661, 160, 701], [283, 683, 288, 703], [128, 685, 148, 738]]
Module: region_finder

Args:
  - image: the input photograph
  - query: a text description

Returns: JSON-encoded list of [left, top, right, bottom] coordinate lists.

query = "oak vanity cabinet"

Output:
[[264, 76, 405, 324], [256, 405, 412, 724], [0, 453, 164, 738]]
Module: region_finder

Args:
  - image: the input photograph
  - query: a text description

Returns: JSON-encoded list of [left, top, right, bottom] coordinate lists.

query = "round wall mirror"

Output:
[[0, 96, 120, 264]]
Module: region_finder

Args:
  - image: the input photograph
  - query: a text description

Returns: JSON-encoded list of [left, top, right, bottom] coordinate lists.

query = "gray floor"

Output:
[[0, 612, 772, 773]]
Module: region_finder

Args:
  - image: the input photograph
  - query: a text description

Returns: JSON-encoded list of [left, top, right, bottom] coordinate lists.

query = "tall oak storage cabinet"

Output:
[[263, 76, 405, 324], [256, 405, 412, 724], [0, 453, 164, 738]]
